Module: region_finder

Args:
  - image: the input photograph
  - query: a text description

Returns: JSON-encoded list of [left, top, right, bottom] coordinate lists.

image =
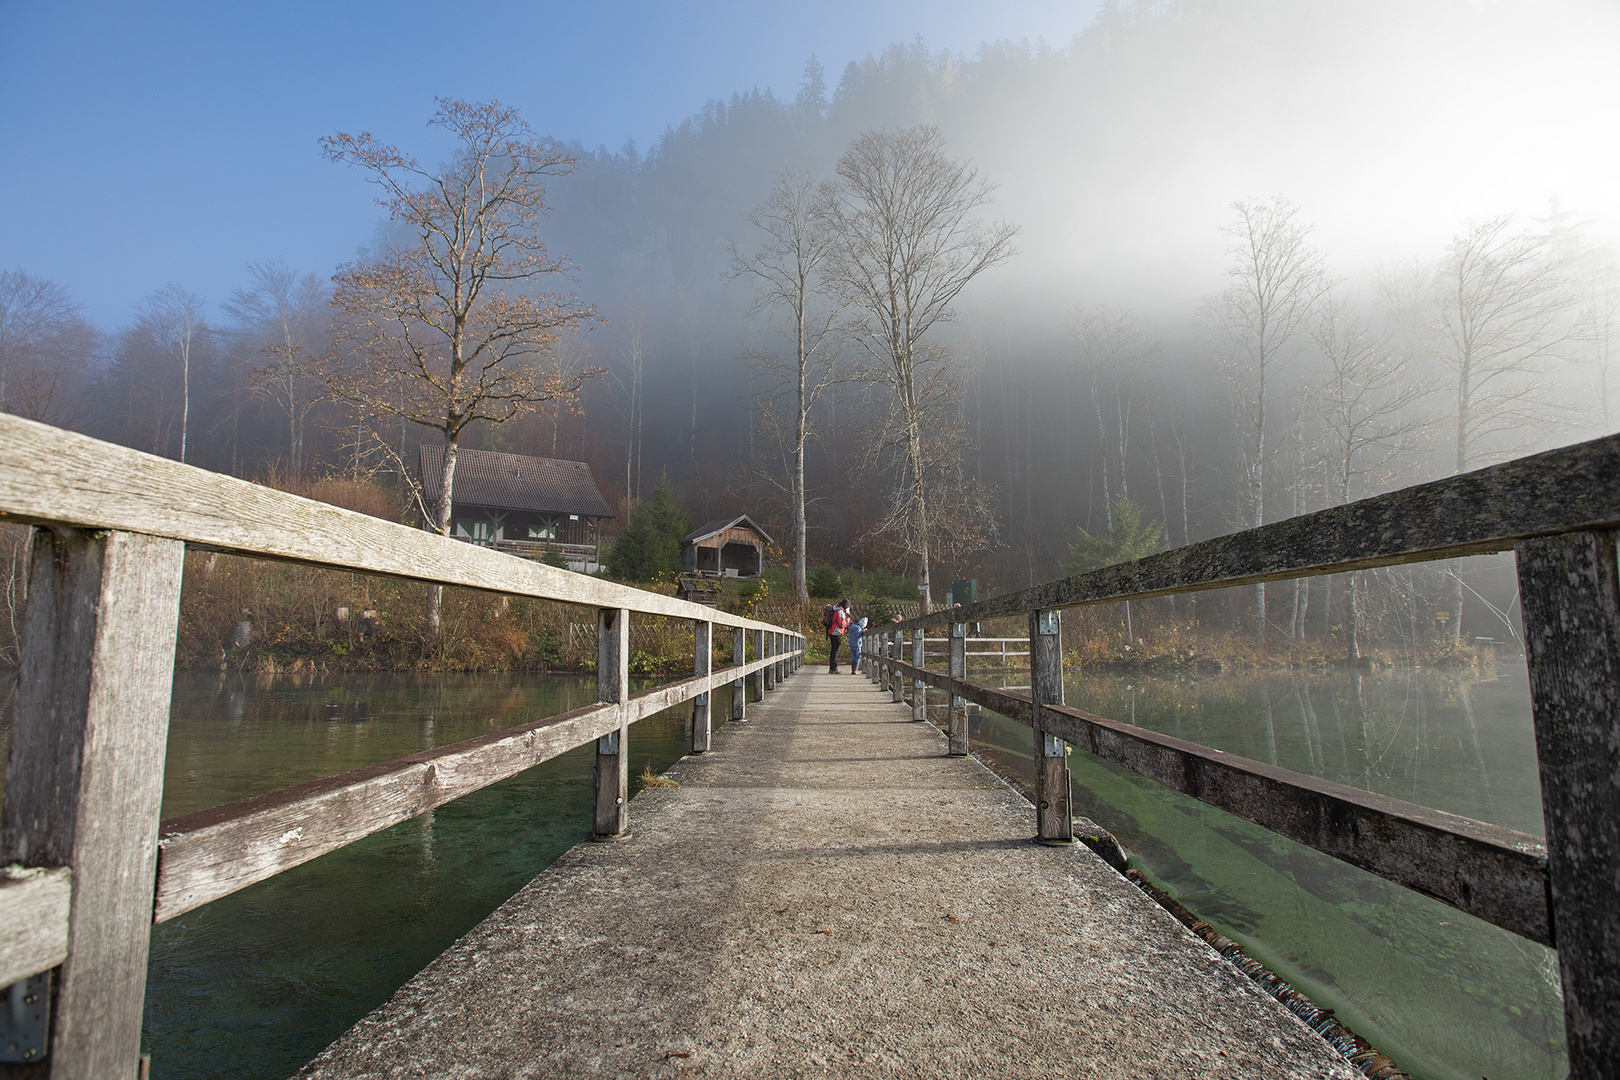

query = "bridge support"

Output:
[[1029, 608, 1073, 843], [0, 528, 184, 1079], [593, 607, 630, 839], [1516, 530, 1620, 1078], [692, 620, 712, 753], [948, 622, 969, 755], [731, 627, 747, 722], [911, 629, 926, 722]]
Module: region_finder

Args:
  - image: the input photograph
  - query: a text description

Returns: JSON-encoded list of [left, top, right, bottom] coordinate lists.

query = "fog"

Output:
[[5, 0, 1617, 630]]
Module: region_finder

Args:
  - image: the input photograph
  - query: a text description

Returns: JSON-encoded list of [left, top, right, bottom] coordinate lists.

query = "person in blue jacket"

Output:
[[847, 616, 867, 674]]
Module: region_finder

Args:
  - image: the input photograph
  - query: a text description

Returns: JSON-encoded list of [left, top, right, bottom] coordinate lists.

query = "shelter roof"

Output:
[[418, 446, 614, 519], [682, 514, 773, 546]]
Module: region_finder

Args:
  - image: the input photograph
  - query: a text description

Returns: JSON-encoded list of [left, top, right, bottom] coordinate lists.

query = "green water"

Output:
[[1, 665, 1564, 1079], [965, 663, 1565, 1080], [2, 672, 731, 1080]]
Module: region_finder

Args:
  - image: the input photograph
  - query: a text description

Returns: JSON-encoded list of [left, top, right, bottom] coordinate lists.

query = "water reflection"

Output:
[[968, 663, 1563, 1080], [123, 671, 723, 1080]]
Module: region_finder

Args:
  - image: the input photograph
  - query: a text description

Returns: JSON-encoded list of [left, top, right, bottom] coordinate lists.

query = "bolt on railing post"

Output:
[[948, 621, 969, 755], [911, 628, 926, 722], [1515, 530, 1620, 1077], [731, 626, 747, 722], [0, 528, 185, 1079], [593, 607, 631, 840], [692, 619, 712, 754], [1029, 609, 1073, 843]]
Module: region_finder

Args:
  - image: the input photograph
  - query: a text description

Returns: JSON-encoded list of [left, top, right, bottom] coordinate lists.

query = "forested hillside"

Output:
[[4, 0, 1615, 642]]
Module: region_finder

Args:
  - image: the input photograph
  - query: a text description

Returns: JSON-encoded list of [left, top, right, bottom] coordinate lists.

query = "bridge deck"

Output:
[[297, 668, 1359, 1079]]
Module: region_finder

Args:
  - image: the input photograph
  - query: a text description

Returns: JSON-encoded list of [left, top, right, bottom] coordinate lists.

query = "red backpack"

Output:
[[822, 604, 838, 631]]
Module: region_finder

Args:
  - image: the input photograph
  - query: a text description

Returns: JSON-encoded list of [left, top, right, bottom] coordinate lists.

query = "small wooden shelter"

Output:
[[418, 446, 614, 571], [680, 514, 772, 577]]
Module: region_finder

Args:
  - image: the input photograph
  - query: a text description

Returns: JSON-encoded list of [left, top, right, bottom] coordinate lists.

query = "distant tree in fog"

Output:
[[1434, 214, 1576, 641], [1311, 295, 1433, 660], [0, 270, 96, 427], [223, 259, 329, 480], [1577, 253, 1620, 430], [731, 169, 845, 604], [139, 284, 208, 463], [1069, 305, 1158, 532], [824, 126, 1016, 614], [322, 98, 600, 636], [1203, 195, 1330, 643]]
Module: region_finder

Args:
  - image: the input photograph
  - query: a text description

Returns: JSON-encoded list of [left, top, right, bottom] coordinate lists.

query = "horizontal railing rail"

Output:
[[0, 413, 804, 1077], [862, 431, 1620, 1077]]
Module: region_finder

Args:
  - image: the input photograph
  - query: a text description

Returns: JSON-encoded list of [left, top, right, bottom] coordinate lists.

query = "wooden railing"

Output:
[[867, 432, 1620, 1078], [0, 414, 804, 1078]]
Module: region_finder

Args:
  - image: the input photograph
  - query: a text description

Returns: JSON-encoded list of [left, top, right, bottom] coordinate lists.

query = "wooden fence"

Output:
[[863, 431, 1620, 1079], [0, 414, 804, 1078]]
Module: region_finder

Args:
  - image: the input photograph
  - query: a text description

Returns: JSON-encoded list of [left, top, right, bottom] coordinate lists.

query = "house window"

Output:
[[457, 520, 496, 543], [528, 523, 556, 540]]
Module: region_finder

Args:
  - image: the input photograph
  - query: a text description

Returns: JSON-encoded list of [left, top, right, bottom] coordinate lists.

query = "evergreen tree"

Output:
[[606, 474, 691, 581], [1060, 496, 1162, 576]]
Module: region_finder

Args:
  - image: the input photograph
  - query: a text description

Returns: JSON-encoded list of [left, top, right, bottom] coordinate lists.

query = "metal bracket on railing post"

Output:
[[1038, 609, 1060, 636]]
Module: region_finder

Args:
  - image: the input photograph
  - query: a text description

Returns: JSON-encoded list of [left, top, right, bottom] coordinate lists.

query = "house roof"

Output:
[[681, 514, 773, 546], [418, 446, 614, 519]]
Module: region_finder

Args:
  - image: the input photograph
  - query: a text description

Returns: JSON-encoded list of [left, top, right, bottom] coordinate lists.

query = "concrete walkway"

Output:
[[298, 667, 1360, 1079]]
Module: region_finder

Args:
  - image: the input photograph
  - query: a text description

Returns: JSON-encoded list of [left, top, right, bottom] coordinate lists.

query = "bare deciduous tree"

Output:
[[224, 259, 329, 479], [824, 126, 1016, 614], [731, 169, 845, 603], [140, 284, 208, 463], [1312, 295, 1433, 659], [322, 98, 599, 635], [0, 270, 95, 423], [1203, 195, 1330, 642], [1435, 214, 1575, 639]]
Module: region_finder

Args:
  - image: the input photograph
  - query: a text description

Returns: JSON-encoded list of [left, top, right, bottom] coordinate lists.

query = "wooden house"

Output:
[[680, 514, 772, 577], [418, 446, 614, 572]]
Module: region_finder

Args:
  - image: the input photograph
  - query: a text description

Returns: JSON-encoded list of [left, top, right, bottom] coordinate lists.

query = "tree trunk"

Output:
[[428, 435, 459, 638]]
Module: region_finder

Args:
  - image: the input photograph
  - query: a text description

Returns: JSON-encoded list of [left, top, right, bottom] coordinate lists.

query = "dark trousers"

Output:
[[827, 633, 843, 671]]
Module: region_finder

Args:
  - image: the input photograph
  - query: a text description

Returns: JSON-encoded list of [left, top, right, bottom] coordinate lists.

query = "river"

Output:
[[968, 661, 1564, 1080], [0, 664, 1563, 1079]]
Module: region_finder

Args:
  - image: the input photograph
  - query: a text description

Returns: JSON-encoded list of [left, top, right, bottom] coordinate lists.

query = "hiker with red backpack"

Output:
[[823, 598, 851, 673]]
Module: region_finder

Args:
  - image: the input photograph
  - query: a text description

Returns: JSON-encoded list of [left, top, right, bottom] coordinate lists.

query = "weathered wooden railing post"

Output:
[[731, 627, 747, 721], [593, 607, 630, 840], [776, 632, 785, 683], [752, 628, 767, 699], [911, 628, 926, 721], [948, 621, 969, 755], [1516, 530, 1620, 1077], [890, 632, 904, 704], [692, 620, 712, 754], [0, 528, 185, 1078], [1029, 609, 1073, 843], [763, 630, 775, 692]]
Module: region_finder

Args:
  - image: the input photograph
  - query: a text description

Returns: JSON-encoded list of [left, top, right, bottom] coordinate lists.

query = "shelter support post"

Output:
[[0, 528, 185, 1080], [593, 607, 630, 839], [1029, 608, 1073, 843], [1516, 530, 1620, 1078], [948, 622, 969, 755], [692, 620, 712, 754]]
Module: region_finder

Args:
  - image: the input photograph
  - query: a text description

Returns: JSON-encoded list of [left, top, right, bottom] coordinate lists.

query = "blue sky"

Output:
[[0, 1, 1102, 326]]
